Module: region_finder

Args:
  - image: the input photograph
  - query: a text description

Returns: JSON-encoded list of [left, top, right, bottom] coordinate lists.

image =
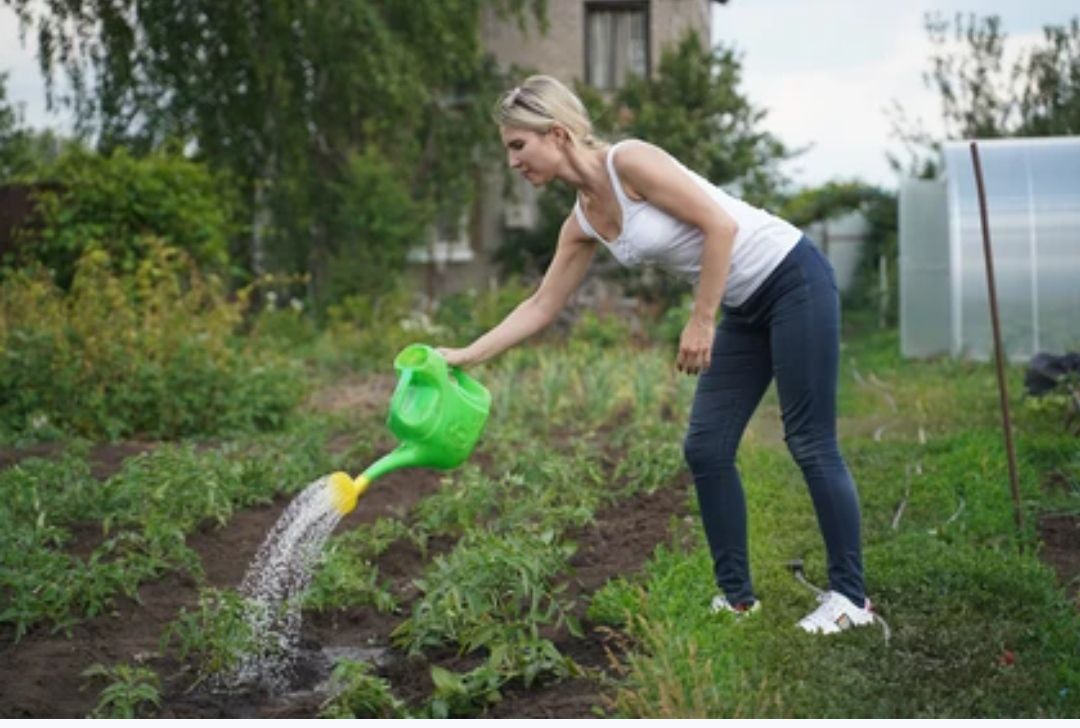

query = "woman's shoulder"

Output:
[[609, 139, 684, 196], [610, 138, 675, 169]]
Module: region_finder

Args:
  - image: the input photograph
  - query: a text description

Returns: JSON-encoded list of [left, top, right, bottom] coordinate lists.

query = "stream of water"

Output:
[[226, 475, 345, 692]]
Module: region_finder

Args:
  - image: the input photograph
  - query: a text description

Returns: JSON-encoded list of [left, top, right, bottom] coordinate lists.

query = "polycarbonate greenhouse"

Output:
[[900, 137, 1080, 361]]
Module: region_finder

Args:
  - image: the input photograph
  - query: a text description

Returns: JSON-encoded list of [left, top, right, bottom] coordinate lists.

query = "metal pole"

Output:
[[969, 141, 1025, 543]]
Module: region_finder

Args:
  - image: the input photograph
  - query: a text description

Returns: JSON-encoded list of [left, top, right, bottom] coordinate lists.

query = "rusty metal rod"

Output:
[[969, 141, 1025, 545]]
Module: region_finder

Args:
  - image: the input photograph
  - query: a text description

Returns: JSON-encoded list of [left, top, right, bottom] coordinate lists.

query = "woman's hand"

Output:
[[677, 317, 714, 374], [436, 347, 474, 368]]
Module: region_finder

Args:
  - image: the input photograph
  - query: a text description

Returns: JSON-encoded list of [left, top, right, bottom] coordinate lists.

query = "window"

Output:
[[585, 2, 649, 91], [408, 211, 474, 265]]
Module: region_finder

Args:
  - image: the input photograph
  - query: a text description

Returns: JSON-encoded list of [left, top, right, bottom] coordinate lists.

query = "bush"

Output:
[[0, 243, 303, 441], [12, 146, 237, 288]]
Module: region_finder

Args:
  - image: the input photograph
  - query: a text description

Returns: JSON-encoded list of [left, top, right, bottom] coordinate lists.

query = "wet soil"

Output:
[[0, 433, 695, 719]]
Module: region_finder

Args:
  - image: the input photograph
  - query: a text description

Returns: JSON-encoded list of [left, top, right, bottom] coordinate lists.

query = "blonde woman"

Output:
[[437, 75, 873, 634]]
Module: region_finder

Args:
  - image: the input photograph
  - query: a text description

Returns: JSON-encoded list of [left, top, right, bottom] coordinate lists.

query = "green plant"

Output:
[[426, 662, 507, 719], [587, 578, 644, 628], [304, 519, 409, 613], [319, 659, 407, 718], [81, 663, 161, 718], [161, 588, 272, 686], [392, 530, 579, 657], [0, 244, 304, 442], [17, 146, 236, 288]]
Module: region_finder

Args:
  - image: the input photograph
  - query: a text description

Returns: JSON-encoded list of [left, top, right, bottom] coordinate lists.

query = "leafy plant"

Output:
[[426, 662, 507, 719], [392, 530, 579, 657], [319, 659, 408, 718], [81, 662, 161, 718], [161, 588, 272, 687], [0, 244, 303, 442], [12, 146, 237, 288]]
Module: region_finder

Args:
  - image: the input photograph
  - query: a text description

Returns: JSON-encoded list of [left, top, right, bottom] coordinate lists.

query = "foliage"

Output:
[[433, 275, 534, 344], [81, 662, 162, 718], [12, 147, 238, 288], [778, 181, 899, 324], [0, 422, 330, 638], [4, 0, 548, 296], [319, 659, 408, 718], [161, 588, 270, 685], [891, 13, 1080, 176], [304, 518, 411, 613], [0, 243, 303, 441], [392, 530, 578, 656], [426, 662, 507, 718], [313, 147, 431, 307], [611, 35, 792, 209], [0, 72, 43, 181]]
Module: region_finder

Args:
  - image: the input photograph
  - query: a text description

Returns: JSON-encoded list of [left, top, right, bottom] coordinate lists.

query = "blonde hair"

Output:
[[493, 75, 606, 150]]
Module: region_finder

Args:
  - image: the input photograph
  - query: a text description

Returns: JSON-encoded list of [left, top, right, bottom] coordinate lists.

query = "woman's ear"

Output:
[[549, 123, 572, 148]]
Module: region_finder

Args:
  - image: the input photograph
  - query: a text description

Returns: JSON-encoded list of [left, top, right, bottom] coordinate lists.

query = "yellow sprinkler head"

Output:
[[327, 471, 372, 516]]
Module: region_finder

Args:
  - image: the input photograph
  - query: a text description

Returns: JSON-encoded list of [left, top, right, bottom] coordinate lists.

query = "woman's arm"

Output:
[[439, 215, 597, 366], [614, 141, 740, 374]]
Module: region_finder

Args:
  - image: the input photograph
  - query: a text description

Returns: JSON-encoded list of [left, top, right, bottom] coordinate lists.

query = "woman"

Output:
[[437, 75, 873, 634]]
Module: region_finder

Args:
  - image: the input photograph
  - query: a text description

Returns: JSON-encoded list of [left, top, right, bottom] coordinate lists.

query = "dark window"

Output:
[[585, 2, 649, 91]]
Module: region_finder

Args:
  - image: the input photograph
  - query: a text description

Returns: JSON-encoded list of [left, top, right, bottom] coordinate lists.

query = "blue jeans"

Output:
[[682, 237, 865, 607]]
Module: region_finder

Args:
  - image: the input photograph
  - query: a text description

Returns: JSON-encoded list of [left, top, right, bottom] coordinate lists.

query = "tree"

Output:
[[3, 0, 547, 300], [890, 13, 1080, 176], [612, 35, 791, 210]]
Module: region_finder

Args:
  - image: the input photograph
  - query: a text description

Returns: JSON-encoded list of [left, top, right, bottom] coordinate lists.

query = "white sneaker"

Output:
[[796, 590, 874, 634], [710, 595, 761, 617]]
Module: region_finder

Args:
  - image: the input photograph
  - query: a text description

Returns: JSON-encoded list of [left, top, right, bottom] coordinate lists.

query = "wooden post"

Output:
[[969, 141, 1025, 545]]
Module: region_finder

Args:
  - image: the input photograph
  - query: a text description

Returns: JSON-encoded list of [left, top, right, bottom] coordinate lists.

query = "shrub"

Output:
[[0, 243, 303, 441], [13, 146, 237, 288]]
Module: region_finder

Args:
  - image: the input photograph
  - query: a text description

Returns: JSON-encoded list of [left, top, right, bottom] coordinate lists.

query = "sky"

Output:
[[2, 1, 1078, 191], [711, 0, 1079, 189]]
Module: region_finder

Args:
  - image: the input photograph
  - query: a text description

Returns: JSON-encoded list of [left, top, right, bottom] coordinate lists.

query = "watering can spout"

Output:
[[327, 344, 491, 516]]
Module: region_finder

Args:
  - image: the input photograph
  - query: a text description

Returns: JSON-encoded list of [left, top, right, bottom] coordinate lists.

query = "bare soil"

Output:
[[1038, 512, 1080, 605]]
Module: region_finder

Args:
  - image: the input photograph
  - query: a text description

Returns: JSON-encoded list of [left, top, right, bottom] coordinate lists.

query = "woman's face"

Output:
[[500, 126, 561, 186]]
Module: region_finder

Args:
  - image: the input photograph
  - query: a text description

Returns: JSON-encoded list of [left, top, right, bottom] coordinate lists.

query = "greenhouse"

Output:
[[899, 136, 1080, 361]]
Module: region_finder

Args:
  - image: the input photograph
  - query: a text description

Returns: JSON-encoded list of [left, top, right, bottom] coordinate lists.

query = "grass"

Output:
[[592, 326, 1080, 718]]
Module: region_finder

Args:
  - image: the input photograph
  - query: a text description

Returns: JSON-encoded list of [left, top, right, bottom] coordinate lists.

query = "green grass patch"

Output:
[[592, 327, 1080, 718]]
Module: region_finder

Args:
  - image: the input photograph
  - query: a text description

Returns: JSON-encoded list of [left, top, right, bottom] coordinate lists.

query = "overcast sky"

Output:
[[2, 2, 1078, 191], [712, 0, 1080, 189]]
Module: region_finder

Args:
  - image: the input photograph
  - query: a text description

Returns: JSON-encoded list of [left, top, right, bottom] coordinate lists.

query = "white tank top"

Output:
[[572, 140, 802, 306]]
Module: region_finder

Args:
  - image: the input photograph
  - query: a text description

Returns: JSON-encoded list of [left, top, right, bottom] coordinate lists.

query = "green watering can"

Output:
[[328, 343, 491, 515]]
